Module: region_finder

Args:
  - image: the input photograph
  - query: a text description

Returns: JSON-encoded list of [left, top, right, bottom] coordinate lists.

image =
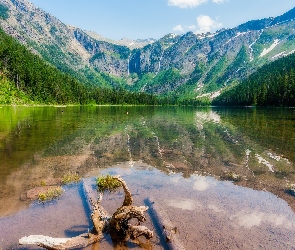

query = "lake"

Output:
[[0, 106, 295, 249]]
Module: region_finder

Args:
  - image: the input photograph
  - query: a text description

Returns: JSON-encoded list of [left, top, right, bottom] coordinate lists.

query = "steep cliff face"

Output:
[[1, 0, 295, 97], [0, 0, 90, 66], [73, 28, 131, 77]]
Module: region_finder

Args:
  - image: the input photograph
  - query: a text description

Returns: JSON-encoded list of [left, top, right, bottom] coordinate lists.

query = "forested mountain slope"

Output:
[[0, 28, 159, 105], [212, 52, 295, 106], [0, 28, 90, 104]]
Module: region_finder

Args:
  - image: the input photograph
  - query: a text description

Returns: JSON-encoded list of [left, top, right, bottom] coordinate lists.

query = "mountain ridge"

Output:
[[0, 0, 295, 99], [84, 30, 156, 49]]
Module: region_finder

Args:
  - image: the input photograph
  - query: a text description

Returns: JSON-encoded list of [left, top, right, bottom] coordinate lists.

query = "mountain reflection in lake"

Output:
[[0, 106, 295, 249]]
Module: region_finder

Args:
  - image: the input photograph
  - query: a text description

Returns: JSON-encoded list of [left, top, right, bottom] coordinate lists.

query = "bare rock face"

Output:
[[0, 0, 90, 65], [73, 28, 131, 77], [1, 0, 295, 95]]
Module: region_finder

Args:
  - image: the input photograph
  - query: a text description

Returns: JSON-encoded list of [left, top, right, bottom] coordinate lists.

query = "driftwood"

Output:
[[19, 176, 153, 249], [146, 198, 185, 250], [19, 234, 99, 250]]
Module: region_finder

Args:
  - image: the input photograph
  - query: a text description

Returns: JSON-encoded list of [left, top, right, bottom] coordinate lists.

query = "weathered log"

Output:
[[83, 178, 110, 233], [109, 176, 153, 241], [19, 175, 153, 249], [127, 225, 154, 240], [146, 197, 185, 250], [19, 233, 99, 250], [19, 179, 103, 249], [110, 205, 153, 240], [112, 176, 133, 206]]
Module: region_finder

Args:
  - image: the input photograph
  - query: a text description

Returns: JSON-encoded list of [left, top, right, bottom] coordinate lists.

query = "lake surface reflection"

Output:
[[0, 106, 295, 249]]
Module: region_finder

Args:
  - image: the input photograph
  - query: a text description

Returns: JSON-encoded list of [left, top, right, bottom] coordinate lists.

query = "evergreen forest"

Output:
[[213, 52, 295, 107]]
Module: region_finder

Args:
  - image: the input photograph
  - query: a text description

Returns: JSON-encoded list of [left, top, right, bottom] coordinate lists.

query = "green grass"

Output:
[[38, 186, 64, 203], [96, 175, 122, 193], [62, 173, 81, 184]]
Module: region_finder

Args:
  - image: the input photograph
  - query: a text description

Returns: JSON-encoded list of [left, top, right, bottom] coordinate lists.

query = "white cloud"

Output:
[[172, 15, 222, 35], [172, 24, 196, 34], [212, 0, 227, 3], [173, 24, 185, 32], [168, 0, 208, 8], [195, 15, 223, 34], [187, 25, 196, 30], [168, 0, 227, 8]]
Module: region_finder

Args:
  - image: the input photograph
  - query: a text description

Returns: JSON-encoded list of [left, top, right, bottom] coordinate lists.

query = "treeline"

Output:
[[90, 87, 210, 106], [213, 52, 295, 106], [90, 87, 158, 105]]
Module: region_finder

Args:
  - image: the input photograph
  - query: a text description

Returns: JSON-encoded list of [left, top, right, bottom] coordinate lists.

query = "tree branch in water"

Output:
[[19, 175, 153, 249]]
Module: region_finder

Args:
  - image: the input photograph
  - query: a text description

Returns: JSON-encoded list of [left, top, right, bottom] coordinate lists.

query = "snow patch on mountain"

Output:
[[248, 30, 263, 62], [272, 49, 295, 60], [260, 39, 280, 57]]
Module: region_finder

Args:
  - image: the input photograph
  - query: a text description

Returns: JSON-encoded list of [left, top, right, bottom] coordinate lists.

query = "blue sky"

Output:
[[29, 0, 295, 40]]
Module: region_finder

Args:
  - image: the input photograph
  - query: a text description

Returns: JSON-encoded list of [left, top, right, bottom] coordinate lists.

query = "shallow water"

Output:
[[0, 106, 295, 249]]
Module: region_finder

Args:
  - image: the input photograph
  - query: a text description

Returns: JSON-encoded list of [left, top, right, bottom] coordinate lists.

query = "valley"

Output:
[[0, 0, 295, 103]]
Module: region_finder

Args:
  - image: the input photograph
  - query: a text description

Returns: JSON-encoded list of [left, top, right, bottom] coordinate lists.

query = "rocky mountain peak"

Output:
[[84, 30, 156, 49], [270, 6, 295, 25]]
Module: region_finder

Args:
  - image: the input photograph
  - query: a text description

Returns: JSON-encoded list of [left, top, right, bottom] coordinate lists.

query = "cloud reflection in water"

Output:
[[230, 211, 293, 229], [191, 175, 217, 191]]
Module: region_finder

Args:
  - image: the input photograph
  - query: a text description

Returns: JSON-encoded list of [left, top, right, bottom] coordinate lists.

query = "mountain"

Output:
[[0, 26, 90, 104], [0, 0, 295, 99], [212, 51, 295, 107], [0, 0, 123, 88], [84, 30, 156, 49], [0, 22, 159, 105]]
